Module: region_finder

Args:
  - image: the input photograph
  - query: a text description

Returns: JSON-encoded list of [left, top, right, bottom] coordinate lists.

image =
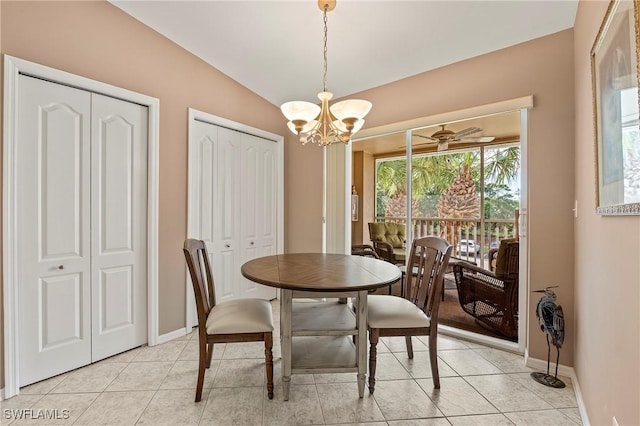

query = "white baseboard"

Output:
[[156, 327, 191, 345], [525, 350, 574, 378], [439, 325, 521, 353], [525, 350, 590, 425], [0, 387, 4, 401]]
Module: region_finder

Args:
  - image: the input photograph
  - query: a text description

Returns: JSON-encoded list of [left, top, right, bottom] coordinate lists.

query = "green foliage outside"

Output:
[[375, 145, 520, 220]]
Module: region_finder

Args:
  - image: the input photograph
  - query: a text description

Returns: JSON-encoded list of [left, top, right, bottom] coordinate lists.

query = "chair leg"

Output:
[[264, 332, 274, 400], [195, 340, 208, 402], [368, 329, 379, 394], [429, 332, 440, 389], [405, 336, 414, 359], [206, 342, 214, 368]]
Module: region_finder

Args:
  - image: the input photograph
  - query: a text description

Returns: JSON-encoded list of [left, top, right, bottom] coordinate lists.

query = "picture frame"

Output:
[[591, 0, 640, 215], [351, 194, 359, 221]]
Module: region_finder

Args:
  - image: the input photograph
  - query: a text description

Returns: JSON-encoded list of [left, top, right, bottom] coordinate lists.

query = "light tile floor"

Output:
[[2, 301, 583, 425]]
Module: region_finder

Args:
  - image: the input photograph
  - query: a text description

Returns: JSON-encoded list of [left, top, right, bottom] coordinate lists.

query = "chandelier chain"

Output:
[[322, 5, 328, 93], [279, 1, 371, 146]]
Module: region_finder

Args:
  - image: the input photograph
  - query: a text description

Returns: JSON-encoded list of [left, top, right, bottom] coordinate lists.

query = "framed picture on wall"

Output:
[[351, 195, 358, 221], [591, 0, 640, 215]]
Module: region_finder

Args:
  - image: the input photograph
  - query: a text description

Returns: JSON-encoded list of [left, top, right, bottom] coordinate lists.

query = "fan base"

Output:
[[530, 372, 566, 388]]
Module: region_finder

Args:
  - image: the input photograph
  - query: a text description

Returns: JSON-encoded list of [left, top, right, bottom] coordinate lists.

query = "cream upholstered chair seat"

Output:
[[206, 299, 274, 334], [367, 295, 430, 329]]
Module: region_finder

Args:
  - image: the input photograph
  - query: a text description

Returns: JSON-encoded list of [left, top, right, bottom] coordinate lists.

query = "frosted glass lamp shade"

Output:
[[330, 99, 372, 120], [351, 118, 365, 134], [280, 101, 321, 122]]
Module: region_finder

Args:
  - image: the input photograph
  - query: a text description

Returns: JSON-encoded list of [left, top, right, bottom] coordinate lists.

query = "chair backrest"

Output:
[[368, 222, 406, 249], [404, 236, 453, 323], [183, 239, 217, 328], [494, 239, 519, 279]]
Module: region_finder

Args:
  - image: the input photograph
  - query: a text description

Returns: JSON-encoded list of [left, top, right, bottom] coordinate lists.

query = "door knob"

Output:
[[225, 244, 230, 248], [250, 242, 255, 245], [57, 265, 64, 270]]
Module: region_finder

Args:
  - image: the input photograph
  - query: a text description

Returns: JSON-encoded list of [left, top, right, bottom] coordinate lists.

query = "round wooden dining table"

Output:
[[241, 253, 401, 400]]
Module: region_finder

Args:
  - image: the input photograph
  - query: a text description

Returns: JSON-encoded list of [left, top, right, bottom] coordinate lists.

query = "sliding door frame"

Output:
[[345, 96, 532, 353]]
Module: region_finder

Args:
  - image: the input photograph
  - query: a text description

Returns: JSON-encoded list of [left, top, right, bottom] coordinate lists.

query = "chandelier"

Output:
[[280, 0, 372, 146]]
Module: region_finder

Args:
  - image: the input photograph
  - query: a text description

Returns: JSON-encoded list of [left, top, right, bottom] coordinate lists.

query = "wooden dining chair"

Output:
[[366, 236, 453, 393], [183, 239, 274, 402]]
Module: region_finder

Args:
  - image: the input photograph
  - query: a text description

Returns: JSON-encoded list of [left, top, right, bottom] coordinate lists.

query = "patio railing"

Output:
[[374, 215, 518, 268]]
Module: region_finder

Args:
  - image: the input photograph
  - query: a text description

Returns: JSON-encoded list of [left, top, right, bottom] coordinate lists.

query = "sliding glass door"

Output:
[[367, 111, 522, 344]]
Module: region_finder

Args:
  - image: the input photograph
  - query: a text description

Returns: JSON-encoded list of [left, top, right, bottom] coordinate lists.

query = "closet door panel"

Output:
[[17, 75, 92, 386], [188, 120, 277, 303], [240, 135, 277, 257], [215, 127, 241, 301], [198, 139, 215, 244], [259, 140, 277, 257], [91, 93, 148, 361], [187, 121, 217, 320], [190, 121, 216, 252], [239, 133, 277, 298], [240, 138, 258, 294]]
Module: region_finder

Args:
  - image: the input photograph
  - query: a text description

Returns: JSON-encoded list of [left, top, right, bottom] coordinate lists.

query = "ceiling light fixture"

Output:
[[280, 0, 372, 146]]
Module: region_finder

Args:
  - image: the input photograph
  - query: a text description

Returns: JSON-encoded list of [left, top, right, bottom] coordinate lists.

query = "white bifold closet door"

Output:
[[190, 120, 276, 302], [17, 75, 148, 386]]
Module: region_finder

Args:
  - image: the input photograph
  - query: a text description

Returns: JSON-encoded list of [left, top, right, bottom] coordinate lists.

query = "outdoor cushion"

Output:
[[494, 238, 518, 278], [369, 222, 406, 248]]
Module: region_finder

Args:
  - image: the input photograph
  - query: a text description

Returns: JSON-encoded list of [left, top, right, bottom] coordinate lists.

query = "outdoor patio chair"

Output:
[[452, 238, 519, 339], [368, 222, 406, 263]]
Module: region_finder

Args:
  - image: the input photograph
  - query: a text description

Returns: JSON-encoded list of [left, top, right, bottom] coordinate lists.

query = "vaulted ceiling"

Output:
[[111, 1, 578, 107]]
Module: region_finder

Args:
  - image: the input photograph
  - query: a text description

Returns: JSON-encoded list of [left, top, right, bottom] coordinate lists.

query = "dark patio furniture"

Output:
[[452, 239, 519, 339]]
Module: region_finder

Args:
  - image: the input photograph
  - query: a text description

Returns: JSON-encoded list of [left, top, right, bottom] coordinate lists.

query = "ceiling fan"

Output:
[[414, 125, 495, 151]]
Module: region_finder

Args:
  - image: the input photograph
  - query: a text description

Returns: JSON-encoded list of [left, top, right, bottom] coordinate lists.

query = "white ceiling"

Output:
[[110, 0, 578, 108]]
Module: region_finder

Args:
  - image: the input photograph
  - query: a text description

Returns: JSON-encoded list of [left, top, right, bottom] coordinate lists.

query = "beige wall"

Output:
[[284, 134, 323, 253], [573, 2, 640, 425], [0, 0, 324, 389], [348, 30, 576, 365]]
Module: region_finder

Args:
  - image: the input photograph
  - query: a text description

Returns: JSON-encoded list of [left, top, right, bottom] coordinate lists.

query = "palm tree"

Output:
[[484, 146, 520, 187], [375, 145, 520, 243], [436, 164, 479, 246], [375, 160, 419, 220]]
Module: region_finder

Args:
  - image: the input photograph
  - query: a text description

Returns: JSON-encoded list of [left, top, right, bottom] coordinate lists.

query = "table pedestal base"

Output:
[[280, 290, 368, 401]]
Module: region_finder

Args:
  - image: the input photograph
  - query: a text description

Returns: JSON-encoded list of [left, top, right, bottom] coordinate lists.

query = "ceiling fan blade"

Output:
[[453, 126, 482, 139], [458, 136, 496, 143], [414, 133, 438, 141]]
